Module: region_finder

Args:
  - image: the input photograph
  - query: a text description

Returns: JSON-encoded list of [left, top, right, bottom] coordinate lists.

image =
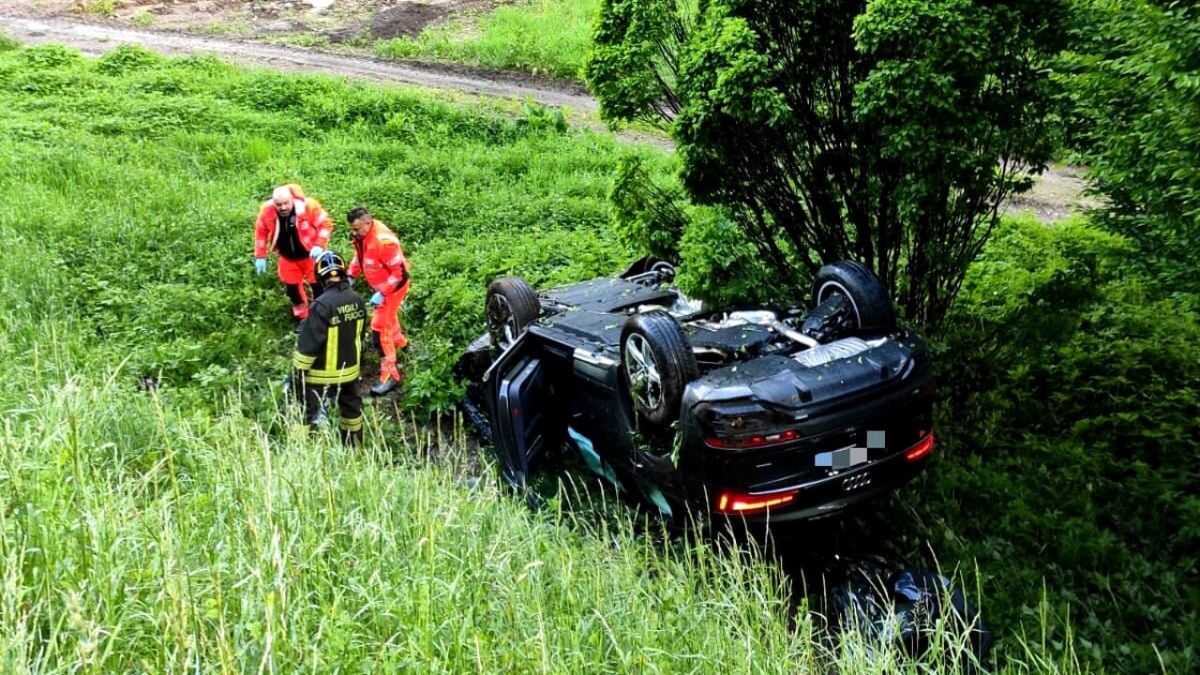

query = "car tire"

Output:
[[486, 276, 540, 350], [619, 311, 699, 431], [811, 260, 896, 330]]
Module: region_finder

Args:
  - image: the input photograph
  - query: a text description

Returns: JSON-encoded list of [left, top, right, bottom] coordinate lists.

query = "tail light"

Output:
[[706, 428, 801, 450], [715, 488, 800, 514], [905, 430, 935, 462]]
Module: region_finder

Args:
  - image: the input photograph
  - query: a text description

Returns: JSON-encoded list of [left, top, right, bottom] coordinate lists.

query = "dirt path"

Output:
[[1002, 164, 1100, 223], [1, 15, 598, 112]]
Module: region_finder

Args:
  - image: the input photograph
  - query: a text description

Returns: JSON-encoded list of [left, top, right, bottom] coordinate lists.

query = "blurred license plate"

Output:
[[815, 446, 869, 469]]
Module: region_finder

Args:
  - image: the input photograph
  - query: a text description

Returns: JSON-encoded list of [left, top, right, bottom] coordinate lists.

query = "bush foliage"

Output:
[[588, 0, 1068, 326], [1065, 0, 1200, 291], [923, 216, 1200, 672], [608, 154, 778, 305]]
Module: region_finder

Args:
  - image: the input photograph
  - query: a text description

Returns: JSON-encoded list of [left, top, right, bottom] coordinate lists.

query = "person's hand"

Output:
[[255, 258, 267, 275], [370, 291, 384, 307], [309, 246, 325, 260]]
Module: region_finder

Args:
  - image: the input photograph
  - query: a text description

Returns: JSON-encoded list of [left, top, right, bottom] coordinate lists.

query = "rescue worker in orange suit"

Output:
[[254, 184, 334, 321], [291, 250, 367, 446], [346, 206, 410, 396]]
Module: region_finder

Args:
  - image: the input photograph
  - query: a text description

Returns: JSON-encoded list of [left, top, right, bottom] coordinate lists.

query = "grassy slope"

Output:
[[0, 41, 1091, 673], [375, 0, 600, 80], [0, 40, 807, 673], [0, 39, 663, 415]]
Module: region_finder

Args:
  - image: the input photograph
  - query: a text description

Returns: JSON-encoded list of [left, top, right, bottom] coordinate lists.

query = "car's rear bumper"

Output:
[[675, 341, 934, 524], [707, 443, 931, 523]]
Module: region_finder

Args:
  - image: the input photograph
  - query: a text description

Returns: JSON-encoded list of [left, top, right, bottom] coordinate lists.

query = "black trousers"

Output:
[[297, 379, 364, 446], [284, 278, 325, 306]]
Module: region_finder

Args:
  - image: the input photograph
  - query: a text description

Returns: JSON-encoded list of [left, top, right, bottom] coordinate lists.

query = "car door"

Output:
[[482, 332, 563, 489]]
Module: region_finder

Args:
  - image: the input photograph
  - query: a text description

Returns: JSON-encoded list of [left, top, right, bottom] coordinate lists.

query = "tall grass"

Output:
[[0, 364, 807, 670], [375, 0, 601, 80], [0, 358, 1091, 672]]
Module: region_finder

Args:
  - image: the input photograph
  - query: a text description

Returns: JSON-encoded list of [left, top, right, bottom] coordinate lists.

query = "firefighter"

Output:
[[291, 250, 367, 446], [346, 206, 411, 396], [254, 184, 334, 321]]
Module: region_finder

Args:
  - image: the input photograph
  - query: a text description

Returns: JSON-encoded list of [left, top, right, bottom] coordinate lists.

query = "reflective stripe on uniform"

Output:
[[325, 325, 339, 373], [340, 415, 364, 431], [355, 318, 364, 363], [305, 365, 360, 385], [293, 352, 316, 369]]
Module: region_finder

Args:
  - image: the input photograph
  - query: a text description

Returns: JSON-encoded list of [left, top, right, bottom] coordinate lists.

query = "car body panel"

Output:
[[482, 332, 564, 486]]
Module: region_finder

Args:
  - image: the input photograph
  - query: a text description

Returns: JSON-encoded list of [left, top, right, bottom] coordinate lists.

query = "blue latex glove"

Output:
[[254, 258, 267, 275], [308, 245, 325, 260], [370, 291, 384, 307]]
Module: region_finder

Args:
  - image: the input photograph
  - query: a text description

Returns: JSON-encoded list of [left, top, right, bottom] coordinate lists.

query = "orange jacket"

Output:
[[349, 220, 410, 294], [253, 184, 333, 259]]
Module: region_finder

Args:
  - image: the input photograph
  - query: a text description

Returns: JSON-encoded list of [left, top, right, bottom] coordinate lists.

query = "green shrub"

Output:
[[96, 44, 163, 75], [77, 0, 119, 16], [589, 0, 1069, 326], [925, 214, 1200, 673], [0, 31, 19, 53], [17, 43, 81, 69], [517, 99, 569, 133], [608, 152, 776, 306], [676, 207, 777, 306], [1066, 1, 1200, 291], [608, 153, 687, 262], [131, 10, 156, 27]]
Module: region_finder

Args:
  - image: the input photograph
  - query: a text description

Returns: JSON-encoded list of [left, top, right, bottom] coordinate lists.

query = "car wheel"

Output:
[[811, 260, 896, 330], [486, 276, 540, 350], [620, 311, 699, 431]]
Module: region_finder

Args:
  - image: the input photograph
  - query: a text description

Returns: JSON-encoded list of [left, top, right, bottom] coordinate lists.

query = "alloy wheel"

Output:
[[623, 333, 663, 412]]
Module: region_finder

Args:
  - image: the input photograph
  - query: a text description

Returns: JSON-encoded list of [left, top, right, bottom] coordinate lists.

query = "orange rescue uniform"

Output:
[[253, 184, 334, 319], [349, 220, 410, 384]]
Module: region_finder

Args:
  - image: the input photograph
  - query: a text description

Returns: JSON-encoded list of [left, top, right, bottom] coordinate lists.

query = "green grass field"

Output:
[[0, 37, 1151, 673], [375, 0, 600, 80], [0, 40, 1031, 673]]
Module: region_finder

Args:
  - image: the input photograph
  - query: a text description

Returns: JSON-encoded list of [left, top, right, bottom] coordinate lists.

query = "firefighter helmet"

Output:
[[315, 250, 346, 282]]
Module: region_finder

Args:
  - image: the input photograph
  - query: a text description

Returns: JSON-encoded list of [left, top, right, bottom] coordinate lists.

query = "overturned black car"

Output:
[[455, 259, 935, 525]]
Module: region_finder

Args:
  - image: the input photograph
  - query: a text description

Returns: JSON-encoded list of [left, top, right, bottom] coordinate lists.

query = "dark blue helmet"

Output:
[[315, 250, 346, 282]]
